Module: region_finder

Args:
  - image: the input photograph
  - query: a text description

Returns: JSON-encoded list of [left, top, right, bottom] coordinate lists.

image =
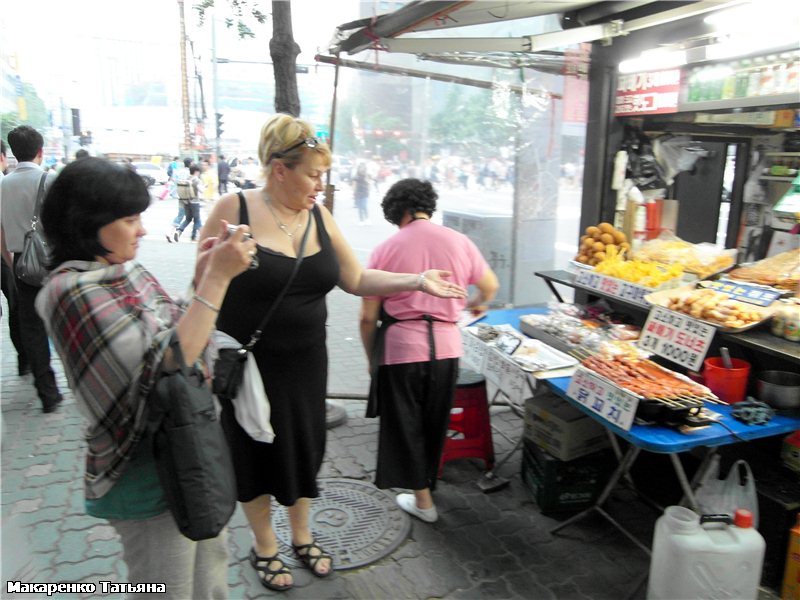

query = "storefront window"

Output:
[[330, 51, 588, 306]]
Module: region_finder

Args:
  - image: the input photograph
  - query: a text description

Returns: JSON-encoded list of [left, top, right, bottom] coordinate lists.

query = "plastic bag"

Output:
[[693, 454, 726, 515], [693, 456, 758, 527], [632, 232, 737, 278], [719, 460, 758, 527]]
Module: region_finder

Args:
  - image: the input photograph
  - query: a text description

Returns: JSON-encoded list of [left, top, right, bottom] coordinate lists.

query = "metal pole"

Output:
[[419, 76, 430, 170], [324, 53, 341, 214], [510, 76, 522, 303], [177, 0, 192, 152], [211, 11, 221, 157]]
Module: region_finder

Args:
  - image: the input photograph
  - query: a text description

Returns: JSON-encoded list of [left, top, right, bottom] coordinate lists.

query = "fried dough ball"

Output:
[[598, 222, 615, 234]]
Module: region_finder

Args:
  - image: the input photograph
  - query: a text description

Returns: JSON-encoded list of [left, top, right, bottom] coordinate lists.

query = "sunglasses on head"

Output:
[[269, 137, 319, 162]]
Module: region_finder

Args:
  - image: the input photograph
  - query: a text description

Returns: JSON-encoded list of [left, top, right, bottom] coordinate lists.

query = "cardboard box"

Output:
[[524, 388, 610, 461], [521, 440, 614, 513]]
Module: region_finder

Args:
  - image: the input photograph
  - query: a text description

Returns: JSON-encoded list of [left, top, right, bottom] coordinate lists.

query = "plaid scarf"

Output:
[[36, 260, 182, 499]]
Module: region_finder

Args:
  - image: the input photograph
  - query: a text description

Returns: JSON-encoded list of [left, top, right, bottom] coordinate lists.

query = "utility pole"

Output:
[[178, 0, 192, 152], [211, 10, 221, 157]]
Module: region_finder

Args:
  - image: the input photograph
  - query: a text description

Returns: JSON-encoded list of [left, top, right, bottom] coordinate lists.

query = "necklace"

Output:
[[264, 192, 305, 238]]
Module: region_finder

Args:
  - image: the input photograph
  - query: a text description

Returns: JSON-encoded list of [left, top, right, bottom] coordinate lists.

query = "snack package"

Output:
[[632, 232, 736, 279], [726, 248, 800, 291]]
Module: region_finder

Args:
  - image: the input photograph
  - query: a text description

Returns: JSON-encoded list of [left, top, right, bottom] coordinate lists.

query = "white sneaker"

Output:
[[396, 493, 438, 523]]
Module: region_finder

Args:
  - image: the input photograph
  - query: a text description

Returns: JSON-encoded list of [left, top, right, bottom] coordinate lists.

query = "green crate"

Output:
[[521, 440, 614, 513]]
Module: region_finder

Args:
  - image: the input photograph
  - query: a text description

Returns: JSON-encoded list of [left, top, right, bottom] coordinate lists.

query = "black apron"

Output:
[[366, 305, 454, 418]]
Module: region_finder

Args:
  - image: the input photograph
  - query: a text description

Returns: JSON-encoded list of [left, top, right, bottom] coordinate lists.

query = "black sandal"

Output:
[[292, 539, 333, 578], [249, 548, 293, 591]]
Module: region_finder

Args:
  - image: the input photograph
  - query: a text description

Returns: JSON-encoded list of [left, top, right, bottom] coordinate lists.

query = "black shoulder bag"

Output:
[[148, 330, 237, 541], [14, 173, 51, 286], [212, 198, 312, 400]]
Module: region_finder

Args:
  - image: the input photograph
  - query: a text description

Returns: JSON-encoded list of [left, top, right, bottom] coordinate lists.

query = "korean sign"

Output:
[[615, 69, 681, 116], [702, 280, 782, 307], [566, 367, 639, 431], [638, 306, 716, 371]]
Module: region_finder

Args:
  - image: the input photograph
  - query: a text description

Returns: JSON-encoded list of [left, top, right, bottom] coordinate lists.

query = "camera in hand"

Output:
[[226, 225, 258, 270], [227, 225, 252, 240]]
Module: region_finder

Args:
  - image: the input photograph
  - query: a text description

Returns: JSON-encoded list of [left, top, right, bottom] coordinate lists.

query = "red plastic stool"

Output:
[[439, 369, 494, 476]]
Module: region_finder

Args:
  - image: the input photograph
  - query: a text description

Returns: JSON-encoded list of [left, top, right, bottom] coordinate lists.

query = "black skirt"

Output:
[[374, 358, 459, 491]]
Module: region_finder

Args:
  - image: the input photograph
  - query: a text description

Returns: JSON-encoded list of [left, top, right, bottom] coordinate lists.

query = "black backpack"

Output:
[[148, 331, 237, 541]]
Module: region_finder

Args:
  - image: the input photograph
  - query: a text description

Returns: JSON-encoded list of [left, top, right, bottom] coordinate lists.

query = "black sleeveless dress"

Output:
[[217, 199, 339, 506]]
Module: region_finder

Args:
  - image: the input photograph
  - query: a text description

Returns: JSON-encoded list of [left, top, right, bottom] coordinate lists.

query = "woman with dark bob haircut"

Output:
[[42, 157, 151, 267], [35, 156, 257, 598], [380, 178, 439, 226], [361, 178, 499, 523]]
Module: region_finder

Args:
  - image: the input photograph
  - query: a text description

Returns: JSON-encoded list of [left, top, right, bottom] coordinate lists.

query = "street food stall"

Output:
[[326, 2, 800, 593]]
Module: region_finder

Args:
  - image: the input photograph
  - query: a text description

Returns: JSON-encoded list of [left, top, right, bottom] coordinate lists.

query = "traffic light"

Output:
[[215, 113, 224, 139]]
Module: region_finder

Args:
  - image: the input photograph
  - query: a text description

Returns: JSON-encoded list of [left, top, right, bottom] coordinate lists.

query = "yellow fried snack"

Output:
[[595, 251, 683, 288]]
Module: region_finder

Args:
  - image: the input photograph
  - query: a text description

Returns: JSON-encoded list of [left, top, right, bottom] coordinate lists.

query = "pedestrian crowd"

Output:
[[0, 118, 498, 598]]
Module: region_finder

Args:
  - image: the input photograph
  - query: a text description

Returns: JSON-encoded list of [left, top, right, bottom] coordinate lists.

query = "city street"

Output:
[[143, 178, 582, 267]]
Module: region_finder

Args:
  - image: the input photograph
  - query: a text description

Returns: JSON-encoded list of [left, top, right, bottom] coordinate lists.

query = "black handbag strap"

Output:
[[238, 191, 312, 351], [31, 173, 48, 224], [148, 329, 191, 427]]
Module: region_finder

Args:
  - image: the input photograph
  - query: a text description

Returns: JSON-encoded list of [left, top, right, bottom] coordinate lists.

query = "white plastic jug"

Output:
[[647, 505, 765, 600]]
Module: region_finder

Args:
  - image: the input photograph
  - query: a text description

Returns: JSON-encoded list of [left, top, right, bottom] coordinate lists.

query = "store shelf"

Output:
[[534, 269, 651, 313], [759, 176, 796, 182], [678, 93, 800, 113], [719, 328, 800, 365], [535, 270, 799, 367]]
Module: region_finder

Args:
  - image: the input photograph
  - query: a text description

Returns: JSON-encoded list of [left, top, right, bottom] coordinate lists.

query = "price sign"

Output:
[[638, 306, 715, 371], [500, 352, 534, 404], [483, 348, 506, 386], [483, 347, 533, 404], [461, 330, 488, 372], [566, 367, 639, 431], [703, 280, 782, 307], [574, 269, 602, 290], [574, 270, 651, 307]]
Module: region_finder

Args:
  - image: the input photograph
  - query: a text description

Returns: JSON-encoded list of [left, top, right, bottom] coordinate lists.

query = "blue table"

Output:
[[477, 307, 800, 553], [479, 307, 800, 451]]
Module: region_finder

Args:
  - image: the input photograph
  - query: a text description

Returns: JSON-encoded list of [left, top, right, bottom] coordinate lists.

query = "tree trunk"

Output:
[[270, 1, 301, 116]]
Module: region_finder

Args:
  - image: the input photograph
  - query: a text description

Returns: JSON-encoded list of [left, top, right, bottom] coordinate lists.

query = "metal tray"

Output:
[[511, 339, 579, 372]]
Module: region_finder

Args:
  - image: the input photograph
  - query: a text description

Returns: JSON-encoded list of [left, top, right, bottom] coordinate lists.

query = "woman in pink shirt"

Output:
[[361, 178, 499, 522]]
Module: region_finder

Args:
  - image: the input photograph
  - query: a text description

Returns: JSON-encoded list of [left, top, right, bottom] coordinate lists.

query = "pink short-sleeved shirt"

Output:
[[367, 219, 489, 365]]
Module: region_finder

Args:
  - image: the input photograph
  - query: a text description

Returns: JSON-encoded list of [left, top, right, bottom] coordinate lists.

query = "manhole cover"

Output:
[[271, 478, 410, 570]]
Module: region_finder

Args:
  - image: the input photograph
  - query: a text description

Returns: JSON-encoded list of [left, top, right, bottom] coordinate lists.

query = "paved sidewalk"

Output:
[[1, 359, 655, 600], [0, 200, 775, 599]]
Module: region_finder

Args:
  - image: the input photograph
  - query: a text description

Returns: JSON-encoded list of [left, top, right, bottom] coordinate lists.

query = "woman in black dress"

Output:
[[199, 114, 466, 592]]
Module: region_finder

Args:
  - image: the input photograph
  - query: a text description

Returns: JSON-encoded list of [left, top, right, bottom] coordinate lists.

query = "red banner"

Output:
[[615, 69, 681, 116]]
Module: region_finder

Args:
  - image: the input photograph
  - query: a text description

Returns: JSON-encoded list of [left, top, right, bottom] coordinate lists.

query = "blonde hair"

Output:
[[258, 114, 332, 179]]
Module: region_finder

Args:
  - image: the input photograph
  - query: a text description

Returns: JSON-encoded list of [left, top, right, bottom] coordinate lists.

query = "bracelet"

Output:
[[417, 271, 427, 291], [192, 293, 220, 313]]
